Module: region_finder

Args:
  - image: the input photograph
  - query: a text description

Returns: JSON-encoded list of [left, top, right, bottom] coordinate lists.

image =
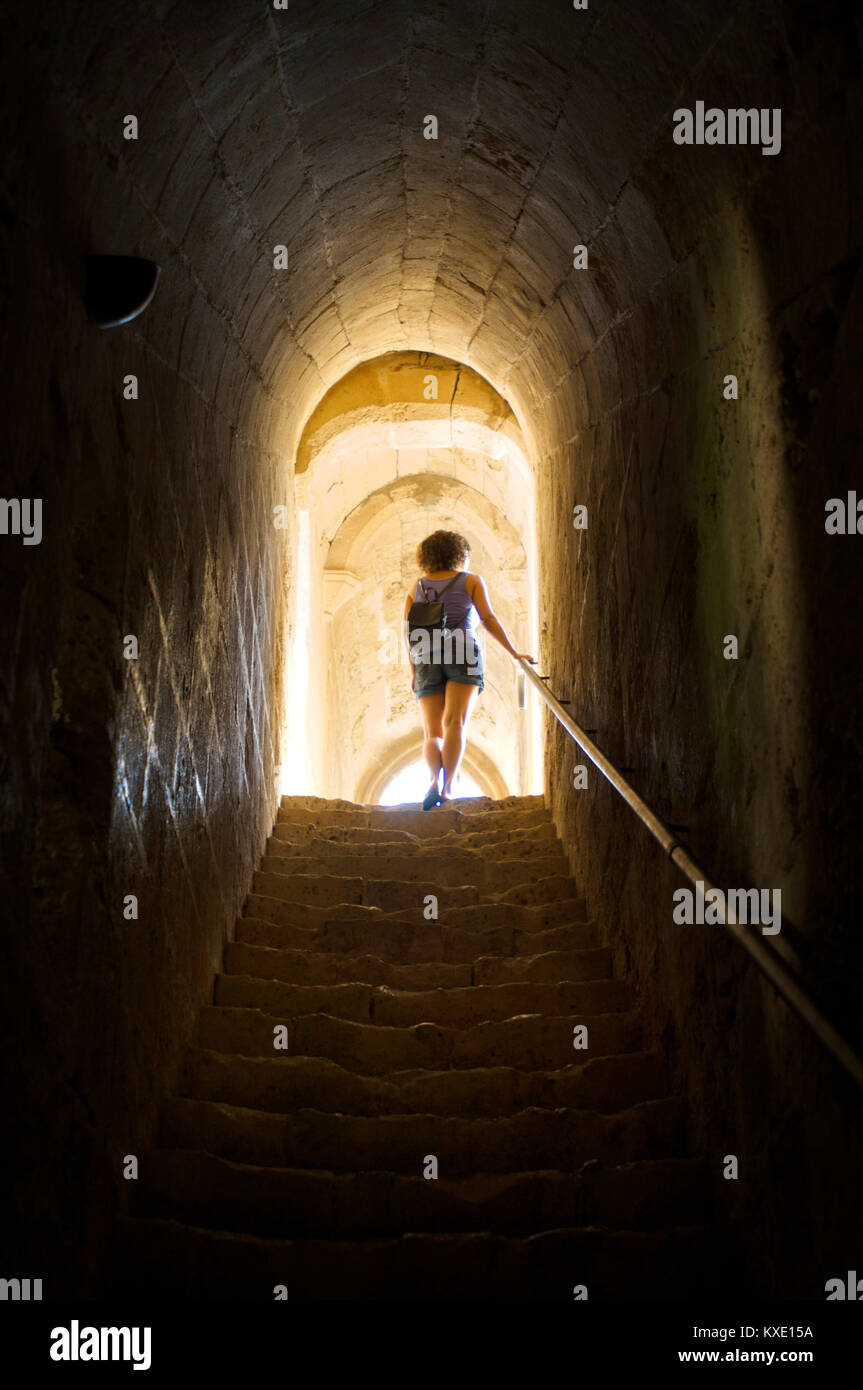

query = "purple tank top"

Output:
[[414, 572, 478, 633]]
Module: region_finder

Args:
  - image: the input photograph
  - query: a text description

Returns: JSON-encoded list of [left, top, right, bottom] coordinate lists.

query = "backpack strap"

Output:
[[419, 573, 461, 600]]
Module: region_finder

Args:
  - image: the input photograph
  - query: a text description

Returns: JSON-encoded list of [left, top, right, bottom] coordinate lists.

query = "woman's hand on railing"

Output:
[[514, 653, 537, 664]]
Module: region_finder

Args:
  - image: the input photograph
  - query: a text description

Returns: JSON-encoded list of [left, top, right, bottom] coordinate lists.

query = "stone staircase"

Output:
[[115, 794, 730, 1298]]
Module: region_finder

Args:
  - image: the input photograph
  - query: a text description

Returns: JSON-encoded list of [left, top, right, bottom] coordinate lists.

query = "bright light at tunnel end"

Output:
[[378, 761, 484, 806], [281, 507, 312, 796], [278, 351, 543, 801]]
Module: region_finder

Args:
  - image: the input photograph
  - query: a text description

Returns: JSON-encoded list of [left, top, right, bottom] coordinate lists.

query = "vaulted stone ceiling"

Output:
[[44, 0, 717, 458]]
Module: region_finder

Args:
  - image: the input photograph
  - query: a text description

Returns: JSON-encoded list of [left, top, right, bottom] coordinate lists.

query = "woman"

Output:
[[403, 529, 535, 809]]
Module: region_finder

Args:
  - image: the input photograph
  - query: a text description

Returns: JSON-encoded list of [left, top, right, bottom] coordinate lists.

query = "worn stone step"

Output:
[[276, 804, 552, 836], [276, 799, 538, 821], [115, 1216, 729, 1299], [270, 821, 561, 854], [219, 945, 615, 991], [230, 917, 600, 967], [280, 794, 546, 815], [493, 877, 581, 907], [137, 1150, 710, 1238], [240, 895, 588, 934], [252, 871, 483, 913], [160, 1096, 685, 1172], [261, 849, 570, 889], [476, 949, 617, 986], [196, 1007, 642, 1071], [178, 1050, 671, 1118], [213, 974, 631, 1026], [369, 803, 549, 833], [252, 870, 580, 913]]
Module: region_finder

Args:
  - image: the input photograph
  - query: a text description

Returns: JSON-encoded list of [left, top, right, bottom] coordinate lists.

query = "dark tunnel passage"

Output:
[[1, 0, 862, 1304]]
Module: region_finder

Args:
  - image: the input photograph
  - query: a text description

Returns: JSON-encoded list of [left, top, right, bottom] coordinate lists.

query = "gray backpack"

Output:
[[407, 574, 460, 640]]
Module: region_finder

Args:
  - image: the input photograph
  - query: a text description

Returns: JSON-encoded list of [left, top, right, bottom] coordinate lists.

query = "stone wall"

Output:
[[537, 2, 863, 1296], [0, 9, 291, 1294]]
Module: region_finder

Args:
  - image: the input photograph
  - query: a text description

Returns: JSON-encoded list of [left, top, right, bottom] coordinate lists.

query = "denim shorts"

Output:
[[414, 630, 484, 699]]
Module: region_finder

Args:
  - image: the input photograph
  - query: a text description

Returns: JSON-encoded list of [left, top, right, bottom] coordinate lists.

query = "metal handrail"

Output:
[[518, 657, 863, 1091]]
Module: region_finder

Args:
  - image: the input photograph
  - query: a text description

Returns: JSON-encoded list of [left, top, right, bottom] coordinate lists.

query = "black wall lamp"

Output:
[[85, 253, 161, 327]]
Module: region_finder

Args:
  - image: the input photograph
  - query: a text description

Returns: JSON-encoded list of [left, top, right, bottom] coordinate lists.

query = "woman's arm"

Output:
[[466, 574, 535, 662], [402, 590, 417, 689]]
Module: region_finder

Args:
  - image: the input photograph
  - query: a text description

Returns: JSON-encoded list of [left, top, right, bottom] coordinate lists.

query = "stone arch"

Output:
[[295, 351, 528, 474], [318, 471, 532, 801], [287, 350, 543, 803], [354, 730, 510, 805]]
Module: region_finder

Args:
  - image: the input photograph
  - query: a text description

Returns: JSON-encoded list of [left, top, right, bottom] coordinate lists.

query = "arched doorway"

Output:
[[377, 762, 484, 806], [283, 350, 542, 803]]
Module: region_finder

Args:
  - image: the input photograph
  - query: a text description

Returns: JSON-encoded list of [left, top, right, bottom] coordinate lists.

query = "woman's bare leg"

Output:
[[418, 692, 445, 791], [440, 682, 479, 798]]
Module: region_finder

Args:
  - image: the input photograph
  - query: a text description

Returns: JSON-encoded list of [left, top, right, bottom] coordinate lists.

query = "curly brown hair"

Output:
[[416, 529, 471, 573]]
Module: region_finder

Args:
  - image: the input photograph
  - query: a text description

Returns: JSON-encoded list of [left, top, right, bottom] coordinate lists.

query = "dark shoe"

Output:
[[422, 777, 442, 810]]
